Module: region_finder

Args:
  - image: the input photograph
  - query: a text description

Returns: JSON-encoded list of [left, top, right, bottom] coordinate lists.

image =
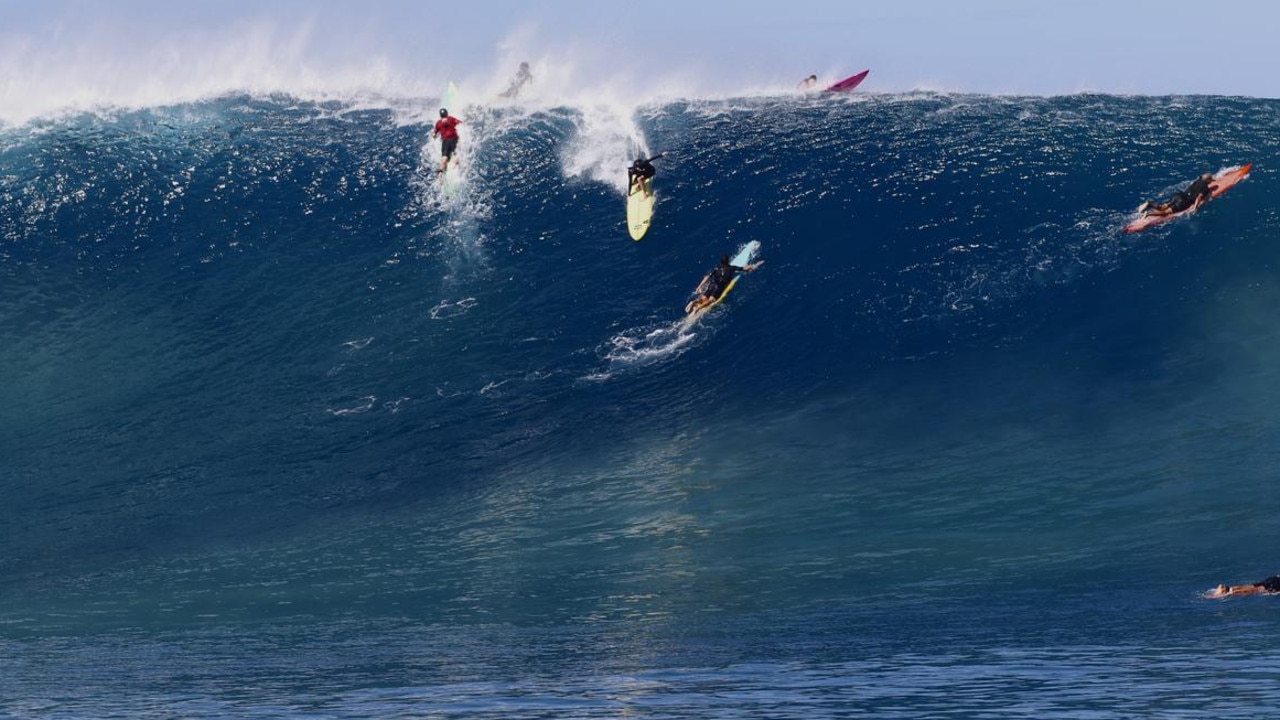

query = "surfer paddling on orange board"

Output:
[[1206, 574, 1280, 598]]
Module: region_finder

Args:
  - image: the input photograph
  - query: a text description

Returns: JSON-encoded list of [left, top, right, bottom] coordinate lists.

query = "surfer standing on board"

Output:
[[685, 254, 763, 315], [499, 62, 533, 99], [1139, 173, 1215, 217], [1206, 574, 1280, 598], [432, 108, 462, 175], [628, 153, 664, 195]]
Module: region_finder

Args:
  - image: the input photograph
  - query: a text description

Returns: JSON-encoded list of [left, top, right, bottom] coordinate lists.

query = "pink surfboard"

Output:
[[1122, 163, 1252, 234], [824, 70, 869, 93]]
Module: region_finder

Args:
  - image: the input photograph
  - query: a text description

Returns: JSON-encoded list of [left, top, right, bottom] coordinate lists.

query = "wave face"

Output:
[[4, 92, 1280, 716]]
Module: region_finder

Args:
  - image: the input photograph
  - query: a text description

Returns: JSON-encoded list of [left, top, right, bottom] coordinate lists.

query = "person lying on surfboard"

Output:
[[432, 108, 462, 175], [627, 153, 665, 195], [1138, 173, 1215, 217], [685, 254, 763, 315], [1205, 574, 1280, 598]]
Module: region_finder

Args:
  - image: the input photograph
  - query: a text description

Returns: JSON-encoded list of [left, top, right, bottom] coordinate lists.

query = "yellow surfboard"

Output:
[[626, 178, 655, 241], [682, 240, 761, 327]]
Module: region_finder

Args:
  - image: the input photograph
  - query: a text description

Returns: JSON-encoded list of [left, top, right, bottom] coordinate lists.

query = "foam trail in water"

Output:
[[586, 319, 701, 381]]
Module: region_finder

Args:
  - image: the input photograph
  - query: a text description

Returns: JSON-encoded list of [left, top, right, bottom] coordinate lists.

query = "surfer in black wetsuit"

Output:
[[628, 153, 665, 195], [1206, 574, 1280, 598], [1139, 173, 1216, 217], [685, 254, 763, 315], [499, 62, 532, 99]]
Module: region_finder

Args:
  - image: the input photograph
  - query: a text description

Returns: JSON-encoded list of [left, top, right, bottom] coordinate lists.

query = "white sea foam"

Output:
[[0, 14, 440, 126], [588, 320, 702, 381], [0, 10, 706, 129]]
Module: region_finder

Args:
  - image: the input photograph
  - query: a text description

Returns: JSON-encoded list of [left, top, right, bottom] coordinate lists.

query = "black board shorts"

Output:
[[441, 137, 459, 158], [1167, 191, 1194, 213], [1254, 575, 1280, 592]]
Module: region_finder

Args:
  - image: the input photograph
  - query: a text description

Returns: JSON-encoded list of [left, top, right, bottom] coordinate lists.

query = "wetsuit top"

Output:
[[629, 153, 665, 183], [704, 262, 744, 297], [1186, 175, 1214, 200], [629, 159, 656, 181], [434, 116, 461, 141], [1254, 575, 1280, 592], [1168, 175, 1215, 212]]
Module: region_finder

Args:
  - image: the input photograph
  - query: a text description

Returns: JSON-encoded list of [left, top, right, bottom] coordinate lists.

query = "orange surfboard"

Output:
[[1123, 163, 1252, 233]]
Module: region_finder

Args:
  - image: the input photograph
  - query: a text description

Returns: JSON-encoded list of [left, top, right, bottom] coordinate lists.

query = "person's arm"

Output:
[[1207, 583, 1270, 598], [694, 274, 712, 295]]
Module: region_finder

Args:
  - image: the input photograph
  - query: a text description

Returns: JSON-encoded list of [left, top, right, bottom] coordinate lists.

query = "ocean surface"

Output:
[[3, 90, 1280, 717]]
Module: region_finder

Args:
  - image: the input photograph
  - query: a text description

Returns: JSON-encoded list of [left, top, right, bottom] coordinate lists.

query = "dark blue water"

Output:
[[4, 92, 1280, 717]]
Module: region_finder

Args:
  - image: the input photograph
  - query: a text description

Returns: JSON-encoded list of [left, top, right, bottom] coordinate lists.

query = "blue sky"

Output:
[[1, 0, 1276, 122]]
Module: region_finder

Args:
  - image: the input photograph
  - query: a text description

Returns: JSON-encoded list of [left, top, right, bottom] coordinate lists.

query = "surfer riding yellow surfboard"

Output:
[[684, 241, 763, 321], [626, 152, 664, 241]]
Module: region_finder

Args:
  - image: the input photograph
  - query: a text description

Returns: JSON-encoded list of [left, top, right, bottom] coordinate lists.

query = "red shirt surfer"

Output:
[[432, 108, 462, 174]]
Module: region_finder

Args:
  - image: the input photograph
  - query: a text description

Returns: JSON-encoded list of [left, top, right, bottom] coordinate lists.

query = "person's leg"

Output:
[[440, 138, 458, 173]]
